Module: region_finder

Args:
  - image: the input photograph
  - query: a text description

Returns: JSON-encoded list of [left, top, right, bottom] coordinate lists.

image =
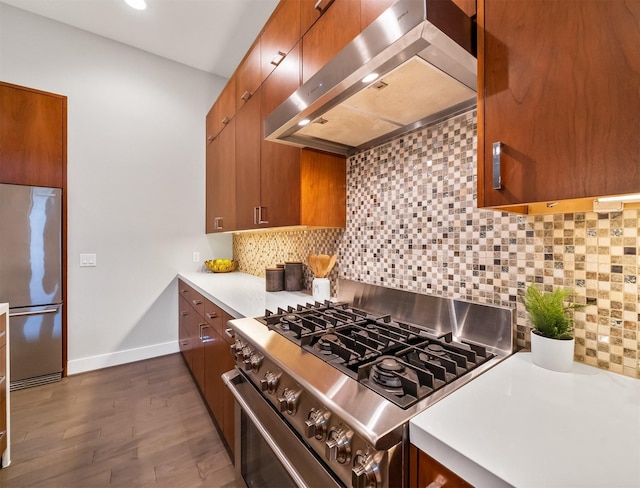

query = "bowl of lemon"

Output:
[[204, 259, 237, 273]]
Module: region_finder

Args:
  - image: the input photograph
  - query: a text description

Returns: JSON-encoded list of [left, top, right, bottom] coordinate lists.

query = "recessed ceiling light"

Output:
[[298, 119, 311, 127], [125, 0, 147, 10], [362, 73, 379, 83]]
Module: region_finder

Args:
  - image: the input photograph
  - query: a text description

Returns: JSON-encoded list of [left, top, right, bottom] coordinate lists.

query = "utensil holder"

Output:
[[312, 278, 330, 302]]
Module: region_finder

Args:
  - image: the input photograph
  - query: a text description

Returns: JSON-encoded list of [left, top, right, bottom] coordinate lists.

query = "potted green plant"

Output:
[[521, 284, 582, 372]]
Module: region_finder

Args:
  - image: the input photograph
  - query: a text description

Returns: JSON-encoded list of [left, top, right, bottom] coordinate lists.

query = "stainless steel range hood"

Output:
[[264, 0, 477, 156]]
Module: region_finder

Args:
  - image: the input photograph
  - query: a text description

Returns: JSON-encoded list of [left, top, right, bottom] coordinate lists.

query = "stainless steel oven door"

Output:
[[223, 369, 342, 488]]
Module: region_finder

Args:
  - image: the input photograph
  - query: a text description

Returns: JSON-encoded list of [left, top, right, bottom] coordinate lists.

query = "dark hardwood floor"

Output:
[[0, 353, 236, 487]]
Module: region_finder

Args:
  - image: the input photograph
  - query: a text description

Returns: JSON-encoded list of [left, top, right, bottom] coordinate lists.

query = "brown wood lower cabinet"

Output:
[[410, 445, 473, 488], [178, 280, 235, 456]]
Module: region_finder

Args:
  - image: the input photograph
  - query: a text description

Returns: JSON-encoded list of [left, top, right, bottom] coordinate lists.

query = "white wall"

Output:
[[0, 3, 233, 373]]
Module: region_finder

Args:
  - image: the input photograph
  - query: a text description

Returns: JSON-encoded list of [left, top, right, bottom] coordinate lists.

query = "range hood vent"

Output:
[[265, 0, 478, 156]]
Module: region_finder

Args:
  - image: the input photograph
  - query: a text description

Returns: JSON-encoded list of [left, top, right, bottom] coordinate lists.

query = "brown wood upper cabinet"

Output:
[[0, 82, 66, 188], [360, 0, 396, 31], [208, 74, 236, 141], [206, 118, 236, 233], [302, 0, 361, 83], [477, 0, 640, 213], [235, 41, 262, 110], [300, 0, 336, 37], [260, 0, 301, 81]]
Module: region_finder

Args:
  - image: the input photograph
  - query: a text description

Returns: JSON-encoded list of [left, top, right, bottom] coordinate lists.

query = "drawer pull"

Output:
[[224, 328, 234, 339], [180, 340, 189, 347], [199, 323, 212, 341], [10, 308, 58, 317], [270, 51, 286, 67], [192, 299, 202, 306], [206, 312, 218, 319], [181, 311, 188, 316]]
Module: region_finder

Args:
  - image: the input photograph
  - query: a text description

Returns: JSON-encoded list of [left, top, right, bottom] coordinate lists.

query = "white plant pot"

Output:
[[530, 331, 575, 372]]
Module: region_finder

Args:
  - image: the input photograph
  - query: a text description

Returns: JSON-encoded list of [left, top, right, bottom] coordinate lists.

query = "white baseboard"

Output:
[[67, 341, 180, 375]]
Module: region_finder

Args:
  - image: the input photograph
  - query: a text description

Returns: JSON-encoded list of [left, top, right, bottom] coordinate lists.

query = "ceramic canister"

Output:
[[265, 267, 284, 292], [284, 261, 303, 291]]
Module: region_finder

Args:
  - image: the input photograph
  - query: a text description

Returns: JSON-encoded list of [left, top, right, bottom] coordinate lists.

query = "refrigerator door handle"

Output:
[[10, 307, 60, 317]]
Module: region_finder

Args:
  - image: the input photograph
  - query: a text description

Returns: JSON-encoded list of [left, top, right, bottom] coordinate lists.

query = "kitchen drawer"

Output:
[[204, 299, 224, 337], [178, 280, 205, 317], [221, 311, 235, 346]]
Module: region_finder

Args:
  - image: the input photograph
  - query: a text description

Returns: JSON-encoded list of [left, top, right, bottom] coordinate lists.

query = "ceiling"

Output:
[[0, 0, 279, 79]]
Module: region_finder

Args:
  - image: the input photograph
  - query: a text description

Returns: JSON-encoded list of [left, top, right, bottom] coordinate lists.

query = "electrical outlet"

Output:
[[192, 251, 200, 263], [80, 254, 97, 267]]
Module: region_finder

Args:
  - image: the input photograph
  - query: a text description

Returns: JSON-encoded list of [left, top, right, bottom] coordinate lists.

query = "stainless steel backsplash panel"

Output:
[[337, 279, 514, 356]]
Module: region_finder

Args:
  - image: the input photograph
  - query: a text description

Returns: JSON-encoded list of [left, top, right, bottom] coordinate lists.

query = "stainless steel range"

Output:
[[223, 280, 514, 488]]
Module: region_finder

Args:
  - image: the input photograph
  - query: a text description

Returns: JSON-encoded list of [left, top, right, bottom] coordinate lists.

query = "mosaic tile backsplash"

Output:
[[234, 109, 639, 379]]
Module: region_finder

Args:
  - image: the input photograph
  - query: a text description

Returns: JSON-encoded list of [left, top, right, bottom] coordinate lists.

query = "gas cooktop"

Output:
[[258, 301, 495, 409]]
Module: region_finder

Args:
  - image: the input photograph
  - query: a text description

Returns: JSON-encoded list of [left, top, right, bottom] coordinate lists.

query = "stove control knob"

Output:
[[233, 339, 245, 361], [260, 371, 280, 394], [277, 388, 300, 415], [325, 427, 352, 464], [352, 451, 381, 488], [304, 408, 330, 440], [241, 346, 253, 362], [244, 352, 263, 372]]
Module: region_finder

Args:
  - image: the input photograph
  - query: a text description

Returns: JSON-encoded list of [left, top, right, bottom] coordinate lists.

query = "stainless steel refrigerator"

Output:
[[0, 183, 63, 390]]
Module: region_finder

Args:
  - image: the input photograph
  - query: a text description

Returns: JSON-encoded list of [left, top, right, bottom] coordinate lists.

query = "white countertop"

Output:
[[410, 352, 640, 488], [178, 271, 313, 318]]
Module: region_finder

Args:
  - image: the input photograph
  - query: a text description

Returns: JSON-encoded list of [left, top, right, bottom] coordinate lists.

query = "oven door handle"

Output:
[[223, 370, 314, 488]]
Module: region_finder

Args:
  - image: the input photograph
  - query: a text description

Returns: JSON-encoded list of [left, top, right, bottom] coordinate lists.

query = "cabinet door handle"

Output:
[[10, 308, 58, 317], [253, 206, 259, 225], [180, 340, 189, 347], [314, 0, 334, 13], [192, 299, 202, 306], [258, 206, 269, 225], [270, 51, 286, 67], [492, 141, 502, 190], [180, 288, 188, 293], [199, 323, 211, 341], [221, 116, 230, 125], [426, 475, 447, 488], [240, 90, 251, 102], [224, 328, 234, 339], [181, 311, 188, 316], [207, 135, 214, 143], [214, 217, 223, 230]]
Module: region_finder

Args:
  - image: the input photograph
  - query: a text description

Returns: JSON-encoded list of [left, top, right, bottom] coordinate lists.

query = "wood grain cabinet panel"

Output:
[[208, 74, 236, 140], [234, 90, 263, 231], [220, 311, 236, 456], [410, 445, 473, 488], [236, 41, 262, 110], [478, 0, 640, 211], [302, 0, 361, 83], [206, 118, 237, 233], [360, 0, 396, 30], [0, 82, 66, 188], [260, 0, 300, 81]]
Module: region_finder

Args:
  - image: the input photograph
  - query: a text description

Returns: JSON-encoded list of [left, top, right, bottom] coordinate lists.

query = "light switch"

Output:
[[80, 254, 97, 267], [192, 251, 200, 263]]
